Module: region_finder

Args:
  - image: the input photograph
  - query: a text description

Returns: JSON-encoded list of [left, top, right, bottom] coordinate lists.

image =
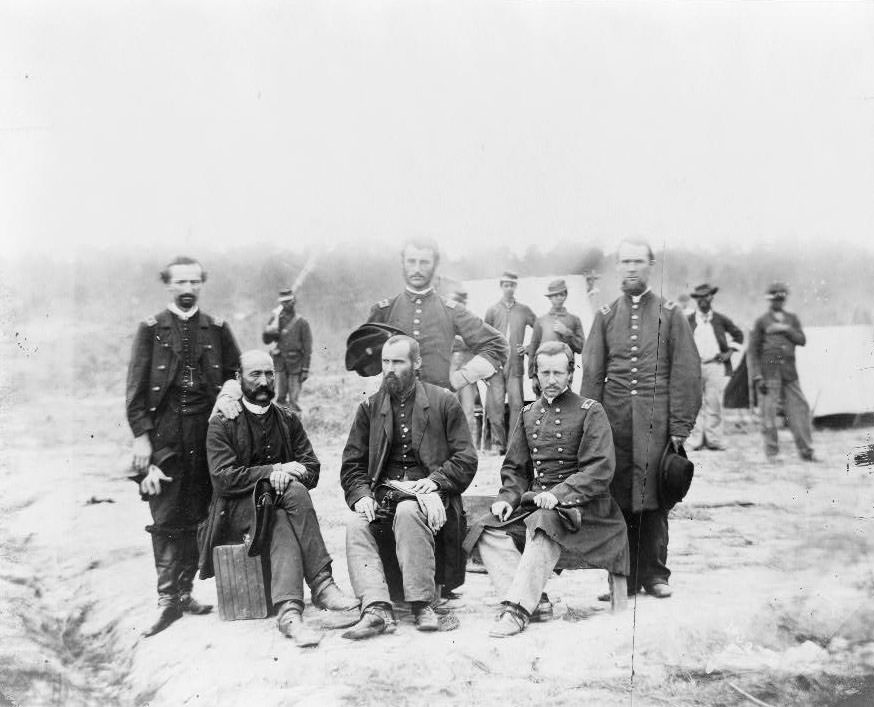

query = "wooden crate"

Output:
[[212, 544, 271, 621]]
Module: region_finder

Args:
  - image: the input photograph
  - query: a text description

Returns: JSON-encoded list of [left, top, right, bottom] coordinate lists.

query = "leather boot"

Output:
[[143, 533, 182, 637], [341, 603, 396, 641], [143, 596, 182, 637], [276, 601, 322, 647], [177, 531, 213, 615], [489, 602, 529, 638], [310, 566, 359, 611]]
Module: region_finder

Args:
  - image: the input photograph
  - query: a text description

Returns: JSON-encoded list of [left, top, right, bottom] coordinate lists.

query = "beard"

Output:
[[383, 370, 415, 396], [241, 383, 274, 404], [176, 293, 197, 310], [621, 278, 647, 296]]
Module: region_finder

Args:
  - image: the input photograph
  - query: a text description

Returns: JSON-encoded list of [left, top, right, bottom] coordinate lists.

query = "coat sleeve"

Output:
[[785, 314, 806, 346], [126, 322, 154, 438], [722, 314, 744, 345], [284, 412, 320, 490], [206, 417, 275, 496], [527, 319, 543, 379], [220, 323, 241, 381], [668, 309, 702, 438], [427, 394, 478, 494], [454, 307, 509, 373], [568, 314, 585, 354], [299, 319, 314, 371], [748, 317, 764, 379], [580, 311, 607, 401], [495, 413, 532, 509], [340, 401, 375, 509], [548, 403, 615, 504]]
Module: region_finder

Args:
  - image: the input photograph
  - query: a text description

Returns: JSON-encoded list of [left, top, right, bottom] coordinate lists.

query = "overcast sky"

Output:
[[2, 1, 873, 261]]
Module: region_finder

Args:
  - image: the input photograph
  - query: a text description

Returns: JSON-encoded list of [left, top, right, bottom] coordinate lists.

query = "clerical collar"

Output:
[[630, 289, 651, 304], [168, 303, 199, 321], [405, 286, 434, 297], [242, 398, 271, 415], [544, 387, 569, 406]]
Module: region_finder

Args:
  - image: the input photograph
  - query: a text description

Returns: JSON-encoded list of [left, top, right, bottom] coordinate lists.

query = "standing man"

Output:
[[484, 272, 537, 454], [581, 240, 701, 599], [527, 279, 585, 395], [262, 288, 312, 413], [748, 282, 816, 462], [340, 335, 477, 639], [366, 237, 507, 392], [465, 342, 628, 637], [200, 350, 357, 646], [126, 255, 241, 636], [449, 288, 480, 446], [686, 283, 744, 451]]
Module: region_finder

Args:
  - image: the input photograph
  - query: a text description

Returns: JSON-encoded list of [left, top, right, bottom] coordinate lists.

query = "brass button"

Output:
[[631, 390, 638, 396], [556, 432, 562, 438]]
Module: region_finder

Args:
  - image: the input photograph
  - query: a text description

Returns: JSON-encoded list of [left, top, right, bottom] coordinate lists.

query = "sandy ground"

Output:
[[2, 379, 874, 706]]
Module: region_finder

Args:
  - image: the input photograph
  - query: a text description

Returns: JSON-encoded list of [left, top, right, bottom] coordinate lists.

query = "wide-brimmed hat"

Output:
[[499, 271, 519, 284], [766, 281, 789, 299], [545, 279, 568, 297], [345, 322, 408, 376], [690, 283, 719, 299], [658, 442, 694, 509], [278, 288, 295, 303]]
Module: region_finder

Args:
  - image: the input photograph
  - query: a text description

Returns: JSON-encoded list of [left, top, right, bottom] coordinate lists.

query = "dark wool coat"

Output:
[[687, 310, 745, 375], [748, 310, 806, 383], [581, 292, 701, 512]]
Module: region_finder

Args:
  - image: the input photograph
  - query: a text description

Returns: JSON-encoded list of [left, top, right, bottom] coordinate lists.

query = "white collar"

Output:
[[405, 286, 434, 296], [695, 309, 713, 323], [630, 288, 651, 304], [242, 398, 271, 415], [167, 303, 199, 321]]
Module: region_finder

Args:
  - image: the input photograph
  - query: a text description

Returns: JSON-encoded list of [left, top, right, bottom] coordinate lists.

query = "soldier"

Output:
[[126, 255, 240, 636], [465, 342, 628, 637], [748, 282, 816, 462], [484, 271, 536, 454], [527, 279, 586, 395], [581, 240, 701, 600], [686, 283, 744, 451], [366, 237, 507, 392], [449, 288, 480, 445], [262, 288, 312, 413]]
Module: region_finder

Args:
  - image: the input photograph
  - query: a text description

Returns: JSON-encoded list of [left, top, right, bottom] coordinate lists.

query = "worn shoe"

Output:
[[277, 606, 323, 647], [644, 583, 673, 599], [342, 604, 396, 641], [312, 581, 359, 612], [413, 604, 440, 632], [530, 593, 553, 623], [489, 604, 529, 638], [142, 602, 182, 637], [179, 594, 213, 615]]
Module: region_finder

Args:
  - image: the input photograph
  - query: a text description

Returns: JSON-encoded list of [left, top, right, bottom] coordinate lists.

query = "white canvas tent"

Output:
[[795, 325, 874, 418]]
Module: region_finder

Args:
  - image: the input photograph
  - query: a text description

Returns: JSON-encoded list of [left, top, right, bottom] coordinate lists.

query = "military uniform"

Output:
[[367, 288, 507, 390], [748, 309, 814, 459], [581, 291, 700, 592], [126, 308, 240, 607], [263, 309, 313, 412]]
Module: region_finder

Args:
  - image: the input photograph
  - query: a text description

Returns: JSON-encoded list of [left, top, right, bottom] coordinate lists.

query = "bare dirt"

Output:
[[1, 359, 874, 705]]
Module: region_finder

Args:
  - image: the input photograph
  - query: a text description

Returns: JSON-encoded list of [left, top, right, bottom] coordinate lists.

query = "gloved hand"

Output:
[[212, 380, 243, 420], [416, 492, 446, 533], [140, 465, 173, 496], [490, 500, 513, 521], [532, 491, 559, 510]]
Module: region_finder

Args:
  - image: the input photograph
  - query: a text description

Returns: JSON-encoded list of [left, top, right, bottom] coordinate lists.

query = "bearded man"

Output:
[[200, 350, 357, 646], [339, 335, 477, 639], [126, 255, 240, 636], [581, 240, 701, 599]]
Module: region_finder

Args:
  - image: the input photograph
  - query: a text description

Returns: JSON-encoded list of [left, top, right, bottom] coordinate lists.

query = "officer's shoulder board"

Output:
[[663, 300, 676, 310], [522, 401, 534, 412], [581, 398, 596, 410], [377, 298, 392, 309], [599, 304, 611, 316], [442, 297, 458, 310], [143, 315, 158, 326]]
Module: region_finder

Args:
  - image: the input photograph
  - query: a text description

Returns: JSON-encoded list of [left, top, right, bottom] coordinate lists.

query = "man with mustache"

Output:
[[367, 237, 508, 393], [340, 335, 477, 639], [581, 240, 701, 599], [126, 256, 241, 636], [465, 342, 628, 637], [200, 350, 357, 646], [748, 282, 816, 462]]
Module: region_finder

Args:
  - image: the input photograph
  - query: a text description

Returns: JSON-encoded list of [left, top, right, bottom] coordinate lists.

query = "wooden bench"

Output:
[[462, 494, 628, 612]]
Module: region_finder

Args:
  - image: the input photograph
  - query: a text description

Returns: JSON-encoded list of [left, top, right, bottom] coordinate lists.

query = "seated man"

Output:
[[340, 335, 477, 639], [465, 341, 629, 637], [200, 350, 357, 647]]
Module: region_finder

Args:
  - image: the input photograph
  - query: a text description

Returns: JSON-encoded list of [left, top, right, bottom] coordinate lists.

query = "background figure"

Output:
[[581, 240, 701, 599], [126, 256, 240, 636], [484, 271, 536, 454], [686, 283, 744, 451], [449, 288, 480, 446], [527, 278, 585, 396], [262, 288, 312, 413], [748, 282, 816, 462]]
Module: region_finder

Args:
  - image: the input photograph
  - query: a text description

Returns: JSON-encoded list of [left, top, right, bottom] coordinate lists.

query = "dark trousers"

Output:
[[623, 508, 670, 591], [268, 483, 332, 606]]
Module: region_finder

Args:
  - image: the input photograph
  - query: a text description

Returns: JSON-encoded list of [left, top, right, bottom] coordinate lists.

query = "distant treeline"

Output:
[[4, 240, 872, 386]]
